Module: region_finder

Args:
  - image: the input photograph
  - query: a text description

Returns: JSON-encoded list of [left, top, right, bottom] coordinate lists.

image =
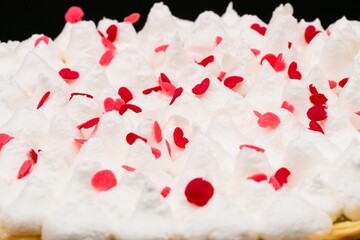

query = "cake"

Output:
[[0, 2, 360, 240]]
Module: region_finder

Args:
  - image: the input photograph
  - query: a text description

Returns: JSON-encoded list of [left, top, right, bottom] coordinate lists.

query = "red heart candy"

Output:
[[304, 25, 321, 44], [104, 97, 124, 112], [192, 78, 210, 95], [260, 53, 286, 72], [65, 6, 84, 24], [173, 127, 188, 149], [91, 169, 117, 191], [185, 178, 214, 207], [250, 23, 267, 36], [106, 24, 118, 42], [59, 68, 79, 80], [223, 76, 243, 89], [124, 13, 141, 24], [288, 61, 302, 80]]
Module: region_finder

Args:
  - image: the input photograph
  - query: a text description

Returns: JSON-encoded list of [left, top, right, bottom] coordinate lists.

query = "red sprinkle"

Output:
[[118, 87, 133, 103], [308, 121, 325, 134], [119, 104, 142, 115], [274, 167, 291, 187], [254, 111, 281, 129], [250, 48, 260, 56], [77, 117, 100, 130], [65, 6, 84, 24], [104, 97, 124, 112], [153, 121, 162, 143], [161, 186, 171, 198], [165, 139, 172, 158], [17, 159, 34, 179], [281, 101, 295, 113], [328, 80, 337, 89], [37, 91, 51, 110], [160, 73, 171, 83], [69, 92, 94, 101], [239, 144, 265, 153], [91, 169, 117, 191], [101, 37, 116, 51], [310, 93, 328, 105], [159, 74, 176, 96], [247, 173, 268, 182], [29, 149, 38, 163], [185, 178, 214, 207], [151, 147, 161, 159], [287, 61, 302, 80], [309, 84, 319, 94], [124, 12, 141, 24], [197, 55, 215, 67], [307, 105, 327, 121], [126, 132, 148, 145], [215, 36, 223, 45], [305, 25, 321, 44], [122, 165, 136, 172], [59, 68, 79, 80], [192, 78, 210, 95], [250, 23, 267, 36], [338, 77, 349, 88], [169, 87, 183, 105], [223, 76, 243, 89], [269, 176, 281, 190], [173, 127, 188, 149], [99, 50, 114, 66], [106, 24, 118, 42], [260, 53, 286, 72], [288, 42, 292, 49], [154, 44, 169, 53], [142, 86, 162, 95], [34, 36, 49, 47]]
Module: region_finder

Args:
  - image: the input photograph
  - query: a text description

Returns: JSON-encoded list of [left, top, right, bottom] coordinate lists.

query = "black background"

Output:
[[1, 0, 359, 42]]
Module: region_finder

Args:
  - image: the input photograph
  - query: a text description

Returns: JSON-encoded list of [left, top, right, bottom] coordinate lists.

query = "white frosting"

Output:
[[1, 2, 360, 240]]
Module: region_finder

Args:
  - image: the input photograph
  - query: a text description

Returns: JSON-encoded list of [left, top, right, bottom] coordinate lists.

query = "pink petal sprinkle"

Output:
[[254, 111, 281, 129], [260, 53, 286, 72], [305, 25, 321, 44], [192, 78, 210, 95], [104, 97, 124, 112], [99, 50, 114, 66], [29, 149, 38, 163], [122, 165, 136, 172], [0, 133, 14, 151], [91, 169, 117, 191], [118, 87, 133, 103], [34, 36, 49, 47], [239, 144, 265, 153], [250, 48, 260, 56], [169, 87, 183, 105], [65, 6, 84, 24], [154, 44, 169, 53], [328, 80, 337, 89], [338, 77, 349, 88], [142, 86, 162, 95], [281, 101, 295, 113], [59, 68, 79, 80], [106, 24, 118, 42], [197, 55, 215, 67], [101, 37, 116, 51], [288, 61, 302, 80], [124, 12, 141, 24], [159, 74, 176, 96], [126, 132, 148, 145], [308, 121, 325, 134], [37, 91, 51, 110], [69, 92, 94, 101], [269, 176, 281, 190], [307, 105, 327, 121], [151, 147, 161, 159], [247, 173, 267, 182], [223, 76, 243, 89], [74, 138, 87, 145], [165, 139, 172, 158], [173, 127, 188, 149], [17, 159, 34, 179], [77, 117, 100, 130], [250, 23, 267, 36], [161, 186, 171, 198], [218, 71, 226, 81], [215, 36, 223, 45], [355, 111, 360, 116], [153, 121, 162, 143]]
